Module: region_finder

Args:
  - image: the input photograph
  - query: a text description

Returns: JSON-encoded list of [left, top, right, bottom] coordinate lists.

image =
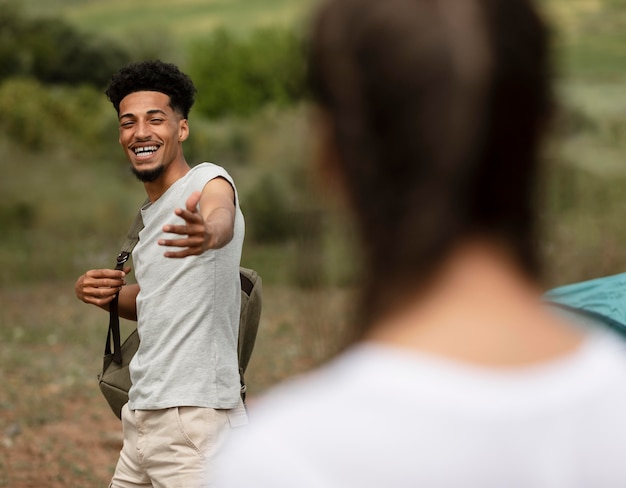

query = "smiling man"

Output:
[[74, 60, 247, 488]]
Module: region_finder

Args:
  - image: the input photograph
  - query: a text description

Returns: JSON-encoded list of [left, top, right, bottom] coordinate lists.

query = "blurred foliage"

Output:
[[540, 78, 626, 287], [0, 1, 130, 87], [0, 1, 308, 116], [245, 173, 297, 243], [0, 78, 116, 152], [188, 28, 307, 117], [0, 0, 625, 292], [544, 0, 626, 80]]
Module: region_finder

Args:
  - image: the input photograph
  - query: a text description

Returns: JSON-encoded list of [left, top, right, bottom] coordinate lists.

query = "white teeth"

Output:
[[134, 145, 158, 154]]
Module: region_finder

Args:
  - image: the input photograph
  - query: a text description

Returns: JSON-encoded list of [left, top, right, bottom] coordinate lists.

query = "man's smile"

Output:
[[131, 145, 160, 161]]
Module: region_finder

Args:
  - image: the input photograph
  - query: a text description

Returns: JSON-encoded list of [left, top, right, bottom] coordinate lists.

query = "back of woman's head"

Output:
[[308, 0, 552, 327]]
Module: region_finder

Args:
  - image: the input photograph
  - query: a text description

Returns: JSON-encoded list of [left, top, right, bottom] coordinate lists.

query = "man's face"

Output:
[[117, 91, 189, 182]]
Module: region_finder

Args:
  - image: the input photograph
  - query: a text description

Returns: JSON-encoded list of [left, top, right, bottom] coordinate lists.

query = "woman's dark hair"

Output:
[[105, 60, 197, 118], [308, 0, 553, 329]]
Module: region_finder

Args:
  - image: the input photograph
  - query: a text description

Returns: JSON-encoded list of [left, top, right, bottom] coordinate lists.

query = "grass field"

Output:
[[21, 0, 315, 42], [2, 0, 626, 486]]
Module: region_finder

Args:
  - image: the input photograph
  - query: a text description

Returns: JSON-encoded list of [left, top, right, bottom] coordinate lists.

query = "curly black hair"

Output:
[[105, 60, 197, 118]]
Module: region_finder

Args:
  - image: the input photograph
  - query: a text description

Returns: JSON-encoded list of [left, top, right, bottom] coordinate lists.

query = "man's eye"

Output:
[[151, 118, 164, 124], [121, 121, 134, 128]]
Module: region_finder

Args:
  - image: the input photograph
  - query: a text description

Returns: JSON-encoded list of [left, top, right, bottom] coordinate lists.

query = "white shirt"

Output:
[[212, 327, 626, 487], [130, 163, 244, 410]]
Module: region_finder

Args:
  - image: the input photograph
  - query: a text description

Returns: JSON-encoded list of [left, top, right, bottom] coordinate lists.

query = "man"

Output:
[[75, 60, 247, 487], [212, 0, 626, 486]]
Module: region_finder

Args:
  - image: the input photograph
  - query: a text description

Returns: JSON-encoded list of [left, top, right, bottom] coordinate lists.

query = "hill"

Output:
[[17, 0, 626, 80], [20, 0, 316, 43]]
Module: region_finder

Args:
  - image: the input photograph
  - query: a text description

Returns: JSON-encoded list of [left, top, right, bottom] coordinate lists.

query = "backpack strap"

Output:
[[106, 251, 131, 364], [120, 203, 146, 253], [106, 204, 146, 365]]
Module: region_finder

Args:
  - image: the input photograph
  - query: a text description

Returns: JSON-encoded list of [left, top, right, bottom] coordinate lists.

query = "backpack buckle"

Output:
[[116, 251, 130, 270]]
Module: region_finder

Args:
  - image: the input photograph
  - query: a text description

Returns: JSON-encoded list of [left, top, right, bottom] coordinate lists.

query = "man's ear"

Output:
[[179, 119, 190, 142]]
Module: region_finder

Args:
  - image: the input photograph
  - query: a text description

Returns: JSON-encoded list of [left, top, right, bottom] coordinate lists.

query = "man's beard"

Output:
[[131, 164, 166, 183]]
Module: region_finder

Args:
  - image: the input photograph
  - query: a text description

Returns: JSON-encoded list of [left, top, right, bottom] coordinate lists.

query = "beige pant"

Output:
[[110, 402, 247, 488]]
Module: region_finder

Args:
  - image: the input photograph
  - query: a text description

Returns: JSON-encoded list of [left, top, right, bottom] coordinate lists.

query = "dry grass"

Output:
[[0, 281, 352, 487]]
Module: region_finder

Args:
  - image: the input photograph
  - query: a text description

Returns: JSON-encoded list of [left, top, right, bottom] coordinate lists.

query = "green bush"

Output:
[[186, 118, 252, 167], [188, 27, 307, 117], [0, 78, 114, 151], [244, 173, 296, 243]]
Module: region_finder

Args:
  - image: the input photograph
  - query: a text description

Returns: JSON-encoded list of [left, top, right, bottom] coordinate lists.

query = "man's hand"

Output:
[[158, 191, 210, 258], [75, 267, 130, 308], [75, 268, 138, 320], [159, 177, 236, 258]]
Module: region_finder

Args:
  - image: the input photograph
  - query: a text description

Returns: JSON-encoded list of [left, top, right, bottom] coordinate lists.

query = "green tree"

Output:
[[189, 28, 306, 117], [23, 17, 130, 87], [0, 2, 130, 87], [0, 2, 26, 79]]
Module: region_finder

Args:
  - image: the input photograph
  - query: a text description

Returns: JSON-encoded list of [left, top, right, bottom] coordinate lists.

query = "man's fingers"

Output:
[[168, 208, 203, 227], [78, 283, 121, 306], [85, 268, 128, 279], [158, 236, 204, 248], [185, 190, 202, 213], [83, 275, 126, 288], [83, 293, 117, 307], [162, 224, 190, 236], [163, 248, 197, 259], [158, 191, 211, 257], [164, 191, 202, 231], [76, 267, 130, 305], [162, 221, 204, 236], [85, 286, 120, 298], [158, 236, 204, 257]]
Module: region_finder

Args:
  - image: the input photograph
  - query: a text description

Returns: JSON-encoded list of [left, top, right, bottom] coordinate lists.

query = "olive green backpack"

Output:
[[98, 209, 262, 419]]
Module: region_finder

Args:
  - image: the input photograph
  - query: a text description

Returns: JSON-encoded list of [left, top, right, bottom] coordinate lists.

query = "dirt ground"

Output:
[[0, 283, 350, 487], [1, 390, 122, 488]]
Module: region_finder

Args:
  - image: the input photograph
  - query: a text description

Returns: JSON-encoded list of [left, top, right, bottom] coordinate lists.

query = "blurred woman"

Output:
[[212, 0, 626, 486]]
